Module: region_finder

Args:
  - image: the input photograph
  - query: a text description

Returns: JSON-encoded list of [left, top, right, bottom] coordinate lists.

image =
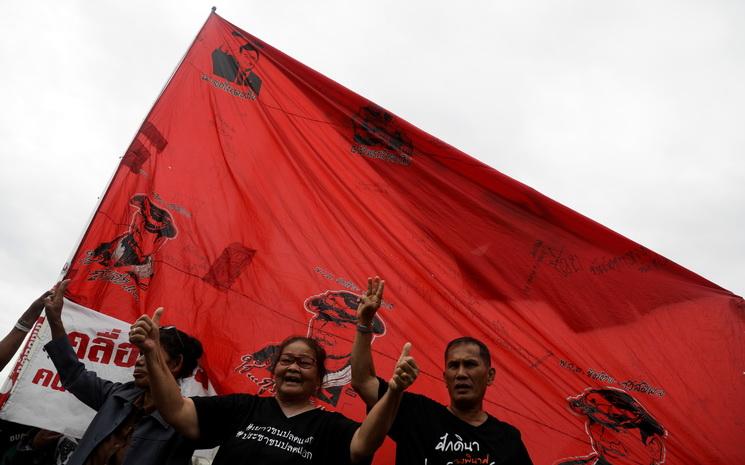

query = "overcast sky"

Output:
[[1, 1, 743, 377]]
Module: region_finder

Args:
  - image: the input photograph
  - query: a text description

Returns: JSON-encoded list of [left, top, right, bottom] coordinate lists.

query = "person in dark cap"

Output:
[[88, 194, 177, 289], [555, 387, 667, 465]]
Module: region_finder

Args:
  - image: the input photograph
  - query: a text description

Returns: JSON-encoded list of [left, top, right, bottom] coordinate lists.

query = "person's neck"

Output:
[[447, 401, 488, 426], [141, 390, 155, 411], [275, 394, 316, 417]]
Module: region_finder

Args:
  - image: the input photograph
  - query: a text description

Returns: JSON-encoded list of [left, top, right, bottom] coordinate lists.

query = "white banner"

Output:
[[0, 299, 216, 441]]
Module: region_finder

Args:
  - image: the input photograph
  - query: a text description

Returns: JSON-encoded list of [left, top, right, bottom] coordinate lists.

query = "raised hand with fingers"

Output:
[[389, 342, 419, 393], [357, 276, 384, 327], [15, 289, 54, 333], [1, 285, 61, 370], [43, 279, 71, 323], [129, 307, 164, 355]]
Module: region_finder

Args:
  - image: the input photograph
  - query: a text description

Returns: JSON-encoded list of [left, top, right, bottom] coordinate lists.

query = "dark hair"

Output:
[[159, 327, 203, 379], [270, 336, 327, 384], [569, 387, 665, 445], [444, 337, 491, 367]]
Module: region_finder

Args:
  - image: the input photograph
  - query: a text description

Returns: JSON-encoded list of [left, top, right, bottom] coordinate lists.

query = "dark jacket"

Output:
[[44, 336, 196, 465]]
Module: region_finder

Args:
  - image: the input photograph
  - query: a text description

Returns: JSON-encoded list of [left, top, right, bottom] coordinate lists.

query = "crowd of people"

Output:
[[0, 277, 534, 465]]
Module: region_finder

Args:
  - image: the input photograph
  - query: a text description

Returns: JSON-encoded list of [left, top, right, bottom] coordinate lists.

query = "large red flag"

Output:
[[56, 12, 743, 464]]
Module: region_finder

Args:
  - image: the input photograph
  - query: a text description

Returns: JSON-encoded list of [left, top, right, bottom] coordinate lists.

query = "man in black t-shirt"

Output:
[[351, 277, 534, 465]]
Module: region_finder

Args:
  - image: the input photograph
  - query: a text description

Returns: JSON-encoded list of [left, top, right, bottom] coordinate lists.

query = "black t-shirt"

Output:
[[191, 394, 364, 465], [377, 381, 534, 465]]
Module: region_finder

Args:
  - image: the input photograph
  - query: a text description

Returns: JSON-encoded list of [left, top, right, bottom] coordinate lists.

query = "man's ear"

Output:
[[486, 367, 496, 386]]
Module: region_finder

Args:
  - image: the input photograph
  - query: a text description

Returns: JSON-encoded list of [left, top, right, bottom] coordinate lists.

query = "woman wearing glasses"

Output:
[[129, 286, 418, 465]]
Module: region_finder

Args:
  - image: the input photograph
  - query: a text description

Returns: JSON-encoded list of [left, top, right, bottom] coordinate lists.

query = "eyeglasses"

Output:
[[161, 326, 184, 352], [277, 354, 316, 369]]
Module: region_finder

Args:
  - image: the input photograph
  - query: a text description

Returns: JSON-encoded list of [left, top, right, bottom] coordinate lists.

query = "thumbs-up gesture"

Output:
[[129, 307, 164, 355], [389, 342, 419, 393]]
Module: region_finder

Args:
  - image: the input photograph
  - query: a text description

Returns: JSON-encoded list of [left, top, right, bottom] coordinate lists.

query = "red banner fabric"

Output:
[[61, 12, 744, 464]]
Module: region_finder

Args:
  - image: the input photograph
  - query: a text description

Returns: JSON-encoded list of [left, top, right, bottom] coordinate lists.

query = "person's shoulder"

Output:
[[404, 390, 445, 410], [375, 377, 442, 407], [394, 391, 448, 425]]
